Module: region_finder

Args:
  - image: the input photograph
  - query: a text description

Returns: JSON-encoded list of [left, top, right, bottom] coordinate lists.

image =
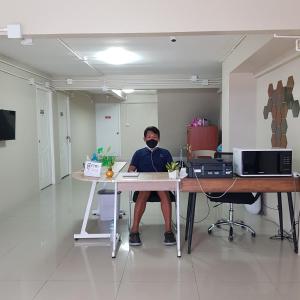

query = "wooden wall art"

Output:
[[263, 76, 299, 148]]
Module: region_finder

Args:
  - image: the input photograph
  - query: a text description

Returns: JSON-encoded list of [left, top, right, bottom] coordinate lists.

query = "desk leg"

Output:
[[176, 182, 181, 257], [187, 192, 197, 254], [74, 181, 97, 239], [74, 181, 111, 240], [112, 182, 119, 258], [185, 193, 192, 241], [277, 192, 284, 239], [287, 192, 298, 254]]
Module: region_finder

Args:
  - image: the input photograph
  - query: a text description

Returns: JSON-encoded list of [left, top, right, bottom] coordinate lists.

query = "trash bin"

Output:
[[96, 189, 121, 221]]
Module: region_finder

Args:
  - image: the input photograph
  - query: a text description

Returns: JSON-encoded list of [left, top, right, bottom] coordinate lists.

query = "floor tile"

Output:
[[117, 281, 199, 300], [34, 281, 118, 300], [0, 281, 45, 300], [196, 281, 281, 300]]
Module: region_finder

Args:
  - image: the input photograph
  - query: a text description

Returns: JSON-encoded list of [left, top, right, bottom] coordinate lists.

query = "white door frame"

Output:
[[66, 96, 72, 174], [36, 86, 56, 188], [58, 93, 72, 176]]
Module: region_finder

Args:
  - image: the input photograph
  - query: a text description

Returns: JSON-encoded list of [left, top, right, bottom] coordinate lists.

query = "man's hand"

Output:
[[128, 165, 137, 172]]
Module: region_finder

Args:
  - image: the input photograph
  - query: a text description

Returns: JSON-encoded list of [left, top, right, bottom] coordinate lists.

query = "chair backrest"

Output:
[[207, 192, 257, 204], [191, 149, 215, 159], [132, 191, 176, 202], [214, 151, 233, 159]]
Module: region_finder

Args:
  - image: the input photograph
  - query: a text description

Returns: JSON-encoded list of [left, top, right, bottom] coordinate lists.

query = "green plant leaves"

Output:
[[165, 161, 179, 171]]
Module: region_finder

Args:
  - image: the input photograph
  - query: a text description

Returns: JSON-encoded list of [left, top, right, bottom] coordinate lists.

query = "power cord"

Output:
[[192, 166, 238, 198]]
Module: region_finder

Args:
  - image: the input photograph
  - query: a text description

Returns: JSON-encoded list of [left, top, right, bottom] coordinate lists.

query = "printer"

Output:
[[186, 158, 233, 178]]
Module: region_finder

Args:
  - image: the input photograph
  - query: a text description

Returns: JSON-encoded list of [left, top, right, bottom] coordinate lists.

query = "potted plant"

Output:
[[166, 161, 180, 179], [96, 146, 116, 178]]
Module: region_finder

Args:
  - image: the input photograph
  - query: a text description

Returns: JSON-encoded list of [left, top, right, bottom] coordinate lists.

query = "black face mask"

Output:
[[146, 139, 158, 149]]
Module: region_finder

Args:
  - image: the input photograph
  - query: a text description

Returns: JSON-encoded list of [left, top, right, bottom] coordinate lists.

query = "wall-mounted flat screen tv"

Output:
[[0, 109, 16, 141]]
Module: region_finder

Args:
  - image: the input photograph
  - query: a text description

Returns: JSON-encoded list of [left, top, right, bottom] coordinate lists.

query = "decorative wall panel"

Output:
[[263, 76, 299, 148]]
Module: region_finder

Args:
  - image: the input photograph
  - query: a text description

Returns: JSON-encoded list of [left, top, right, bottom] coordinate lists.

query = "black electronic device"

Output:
[[186, 158, 233, 178], [0, 109, 16, 141]]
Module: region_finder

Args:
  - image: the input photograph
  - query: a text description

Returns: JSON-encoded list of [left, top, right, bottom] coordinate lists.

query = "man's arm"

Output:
[[128, 150, 138, 172]]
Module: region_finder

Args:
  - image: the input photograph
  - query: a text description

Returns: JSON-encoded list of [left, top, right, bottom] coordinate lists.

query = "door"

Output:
[[36, 87, 54, 189], [58, 94, 71, 178], [96, 103, 121, 156], [121, 102, 158, 160]]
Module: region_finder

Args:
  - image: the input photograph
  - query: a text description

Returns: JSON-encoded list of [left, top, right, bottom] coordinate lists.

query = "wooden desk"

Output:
[[181, 177, 300, 254]]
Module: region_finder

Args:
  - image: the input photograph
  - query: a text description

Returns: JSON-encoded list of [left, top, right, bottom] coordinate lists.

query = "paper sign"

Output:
[[84, 161, 102, 177]]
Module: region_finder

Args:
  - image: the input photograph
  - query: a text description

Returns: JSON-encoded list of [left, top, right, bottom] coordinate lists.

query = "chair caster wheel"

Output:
[[251, 232, 256, 237], [216, 224, 221, 228], [208, 229, 212, 234], [228, 235, 233, 241]]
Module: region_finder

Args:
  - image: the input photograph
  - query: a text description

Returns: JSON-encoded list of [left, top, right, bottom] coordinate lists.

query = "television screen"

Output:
[[0, 110, 16, 141]]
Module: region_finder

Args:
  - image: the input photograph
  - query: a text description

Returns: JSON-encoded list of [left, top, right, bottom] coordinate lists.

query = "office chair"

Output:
[[128, 191, 176, 231], [207, 152, 261, 241]]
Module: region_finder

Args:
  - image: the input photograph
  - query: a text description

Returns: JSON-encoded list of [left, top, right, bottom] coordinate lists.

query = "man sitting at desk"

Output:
[[128, 126, 176, 246]]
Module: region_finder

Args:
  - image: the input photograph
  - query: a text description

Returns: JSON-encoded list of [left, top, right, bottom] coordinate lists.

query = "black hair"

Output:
[[144, 126, 160, 138]]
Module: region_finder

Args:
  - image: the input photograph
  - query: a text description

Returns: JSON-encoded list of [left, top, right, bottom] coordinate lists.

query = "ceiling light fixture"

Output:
[[111, 89, 124, 98], [122, 89, 135, 94], [95, 47, 140, 65]]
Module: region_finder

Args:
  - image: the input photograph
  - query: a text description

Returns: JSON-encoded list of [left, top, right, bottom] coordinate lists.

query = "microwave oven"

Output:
[[233, 148, 292, 177]]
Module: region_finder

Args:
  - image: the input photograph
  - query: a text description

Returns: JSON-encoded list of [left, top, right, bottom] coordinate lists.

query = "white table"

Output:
[[116, 172, 181, 257], [73, 171, 181, 258]]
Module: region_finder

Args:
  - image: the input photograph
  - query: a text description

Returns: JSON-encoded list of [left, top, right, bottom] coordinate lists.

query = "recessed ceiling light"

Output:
[[122, 89, 135, 94], [95, 47, 140, 65], [111, 89, 123, 97]]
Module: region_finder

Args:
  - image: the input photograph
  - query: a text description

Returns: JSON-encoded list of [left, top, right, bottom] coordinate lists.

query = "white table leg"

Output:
[[74, 181, 98, 240], [176, 181, 181, 257], [112, 182, 118, 258]]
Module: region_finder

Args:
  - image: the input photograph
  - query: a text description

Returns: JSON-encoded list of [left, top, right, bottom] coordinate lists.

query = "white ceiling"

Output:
[[0, 34, 243, 79]]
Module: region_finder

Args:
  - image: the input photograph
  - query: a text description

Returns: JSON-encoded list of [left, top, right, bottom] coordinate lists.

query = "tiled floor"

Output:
[[0, 177, 299, 299]]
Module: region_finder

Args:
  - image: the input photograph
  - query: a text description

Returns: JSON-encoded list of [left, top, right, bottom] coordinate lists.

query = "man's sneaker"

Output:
[[164, 231, 176, 246], [129, 232, 142, 246]]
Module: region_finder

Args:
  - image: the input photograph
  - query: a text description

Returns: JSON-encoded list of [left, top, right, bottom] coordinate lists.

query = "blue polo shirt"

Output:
[[130, 147, 173, 172]]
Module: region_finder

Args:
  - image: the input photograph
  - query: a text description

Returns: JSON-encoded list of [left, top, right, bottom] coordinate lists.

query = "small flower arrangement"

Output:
[[189, 117, 208, 127]]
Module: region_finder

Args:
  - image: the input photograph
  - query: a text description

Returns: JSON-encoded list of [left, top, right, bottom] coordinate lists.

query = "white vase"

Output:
[[168, 170, 178, 179]]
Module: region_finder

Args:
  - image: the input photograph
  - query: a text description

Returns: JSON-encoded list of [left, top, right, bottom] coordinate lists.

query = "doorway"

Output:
[[96, 103, 121, 156], [36, 87, 55, 189], [58, 93, 71, 178]]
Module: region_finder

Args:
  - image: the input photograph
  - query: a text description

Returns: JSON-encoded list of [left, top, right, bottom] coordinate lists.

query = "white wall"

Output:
[[1, 1, 300, 35], [229, 73, 256, 148], [256, 57, 300, 230], [157, 89, 220, 156], [0, 59, 47, 214], [120, 93, 158, 161], [69, 92, 96, 170], [222, 35, 272, 150]]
